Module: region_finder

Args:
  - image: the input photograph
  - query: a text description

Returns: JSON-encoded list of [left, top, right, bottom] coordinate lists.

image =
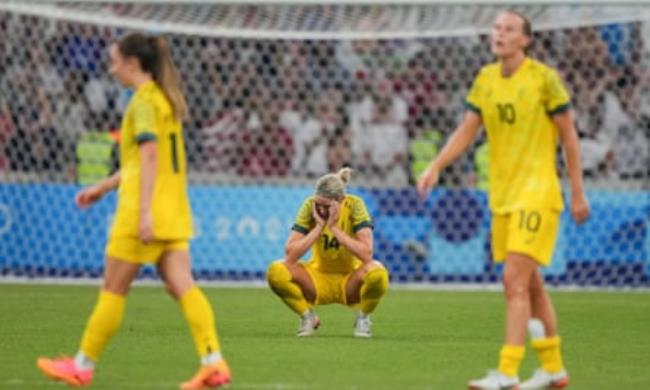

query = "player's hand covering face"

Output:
[[312, 201, 327, 226], [326, 201, 340, 227], [312, 195, 334, 225]]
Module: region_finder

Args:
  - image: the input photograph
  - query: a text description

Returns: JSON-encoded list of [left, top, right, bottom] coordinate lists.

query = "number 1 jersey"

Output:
[[111, 80, 192, 240]]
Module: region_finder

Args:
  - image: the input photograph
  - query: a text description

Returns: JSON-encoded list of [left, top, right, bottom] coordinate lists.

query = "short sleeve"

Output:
[[291, 197, 314, 234], [544, 69, 571, 115], [132, 98, 157, 143], [465, 70, 484, 115], [351, 198, 373, 233]]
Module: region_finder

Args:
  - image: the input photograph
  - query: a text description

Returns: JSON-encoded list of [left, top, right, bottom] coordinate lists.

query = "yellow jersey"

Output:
[[466, 57, 570, 213], [292, 194, 373, 273], [110, 80, 193, 240]]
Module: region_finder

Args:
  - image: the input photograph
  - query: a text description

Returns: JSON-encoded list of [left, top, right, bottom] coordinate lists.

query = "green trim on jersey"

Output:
[[353, 220, 373, 233], [291, 224, 309, 235], [465, 101, 481, 115], [548, 102, 571, 116], [136, 132, 157, 143]]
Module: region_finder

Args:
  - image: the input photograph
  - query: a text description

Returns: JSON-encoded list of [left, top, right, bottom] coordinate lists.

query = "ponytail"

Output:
[[116, 32, 187, 121], [337, 167, 352, 186], [152, 36, 187, 121]]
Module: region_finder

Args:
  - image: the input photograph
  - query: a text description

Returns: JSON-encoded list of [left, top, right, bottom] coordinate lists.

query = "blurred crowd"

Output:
[[0, 13, 648, 186]]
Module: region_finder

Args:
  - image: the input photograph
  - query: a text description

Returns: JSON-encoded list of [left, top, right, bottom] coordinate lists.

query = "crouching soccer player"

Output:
[[267, 168, 389, 338]]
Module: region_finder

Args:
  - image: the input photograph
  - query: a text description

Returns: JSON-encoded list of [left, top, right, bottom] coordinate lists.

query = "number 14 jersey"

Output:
[[292, 194, 373, 274]]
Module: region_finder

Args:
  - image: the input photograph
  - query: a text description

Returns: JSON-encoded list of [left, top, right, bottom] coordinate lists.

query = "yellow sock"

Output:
[[359, 267, 389, 314], [79, 290, 126, 361], [531, 336, 564, 373], [498, 345, 525, 377], [180, 286, 221, 357], [266, 261, 310, 315]]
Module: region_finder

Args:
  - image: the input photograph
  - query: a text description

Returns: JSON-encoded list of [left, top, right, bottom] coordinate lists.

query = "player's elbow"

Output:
[[284, 244, 301, 262], [360, 245, 373, 264]]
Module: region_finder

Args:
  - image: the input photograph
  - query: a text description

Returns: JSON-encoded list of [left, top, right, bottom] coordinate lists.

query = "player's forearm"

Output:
[[139, 145, 157, 217], [98, 171, 121, 194], [556, 112, 586, 195], [329, 226, 373, 263], [428, 122, 478, 172], [285, 226, 323, 263], [563, 130, 586, 195]]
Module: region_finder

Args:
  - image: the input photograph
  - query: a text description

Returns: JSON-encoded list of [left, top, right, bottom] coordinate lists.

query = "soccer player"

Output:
[[267, 167, 389, 338], [36, 33, 230, 389], [417, 10, 590, 390]]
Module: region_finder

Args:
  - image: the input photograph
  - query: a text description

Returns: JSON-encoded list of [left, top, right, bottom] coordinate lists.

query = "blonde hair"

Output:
[[315, 167, 352, 199], [117, 32, 188, 120]]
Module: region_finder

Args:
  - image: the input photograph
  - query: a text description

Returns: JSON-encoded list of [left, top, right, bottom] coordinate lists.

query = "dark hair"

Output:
[[117, 32, 187, 120]]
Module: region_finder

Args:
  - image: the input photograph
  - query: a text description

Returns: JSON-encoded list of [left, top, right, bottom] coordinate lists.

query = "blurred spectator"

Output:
[[280, 90, 342, 178], [336, 40, 376, 78], [76, 128, 119, 185], [201, 100, 247, 174], [327, 126, 352, 173], [365, 96, 409, 186], [562, 27, 614, 178], [3, 63, 64, 174], [280, 100, 325, 177], [349, 75, 409, 185], [398, 52, 449, 128], [5, 92, 66, 174], [609, 69, 650, 179], [1, 14, 648, 188], [30, 44, 65, 98], [53, 72, 89, 142], [409, 127, 442, 185], [238, 91, 293, 177]]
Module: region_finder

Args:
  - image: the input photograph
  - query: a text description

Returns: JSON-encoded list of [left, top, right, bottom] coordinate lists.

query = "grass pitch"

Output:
[[0, 284, 648, 389]]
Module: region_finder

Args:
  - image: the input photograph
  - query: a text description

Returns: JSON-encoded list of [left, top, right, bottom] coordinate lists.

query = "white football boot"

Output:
[[468, 370, 520, 390], [520, 369, 569, 389], [353, 314, 372, 338], [296, 313, 320, 337]]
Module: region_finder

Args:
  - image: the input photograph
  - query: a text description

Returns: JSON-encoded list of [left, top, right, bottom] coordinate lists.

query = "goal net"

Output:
[[0, 1, 648, 286]]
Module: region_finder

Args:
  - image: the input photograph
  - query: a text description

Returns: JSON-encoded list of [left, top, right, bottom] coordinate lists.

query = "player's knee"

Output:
[[165, 282, 193, 300], [266, 260, 291, 289], [362, 265, 389, 298], [502, 275, 529, 301]]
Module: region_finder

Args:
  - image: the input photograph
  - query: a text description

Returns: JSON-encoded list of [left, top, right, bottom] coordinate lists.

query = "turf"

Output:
[[0, 284, 648, 389]]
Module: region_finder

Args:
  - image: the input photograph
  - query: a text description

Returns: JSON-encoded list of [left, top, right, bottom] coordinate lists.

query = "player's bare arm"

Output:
[[417, 111, 482, 200], [138, 141, 157, 243], [553, 109, 590, 224], [284, 207, 325, 264], [75, 171, 121, 208]]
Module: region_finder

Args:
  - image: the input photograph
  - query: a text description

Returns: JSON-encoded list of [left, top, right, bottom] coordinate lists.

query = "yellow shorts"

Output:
[[106, 236, 189, 264], [491, 209, 560, 266], [302, 261, 360, 306]]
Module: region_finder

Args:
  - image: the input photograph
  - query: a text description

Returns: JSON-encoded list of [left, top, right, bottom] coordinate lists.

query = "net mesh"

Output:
[[0, 2, 648, 286]]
